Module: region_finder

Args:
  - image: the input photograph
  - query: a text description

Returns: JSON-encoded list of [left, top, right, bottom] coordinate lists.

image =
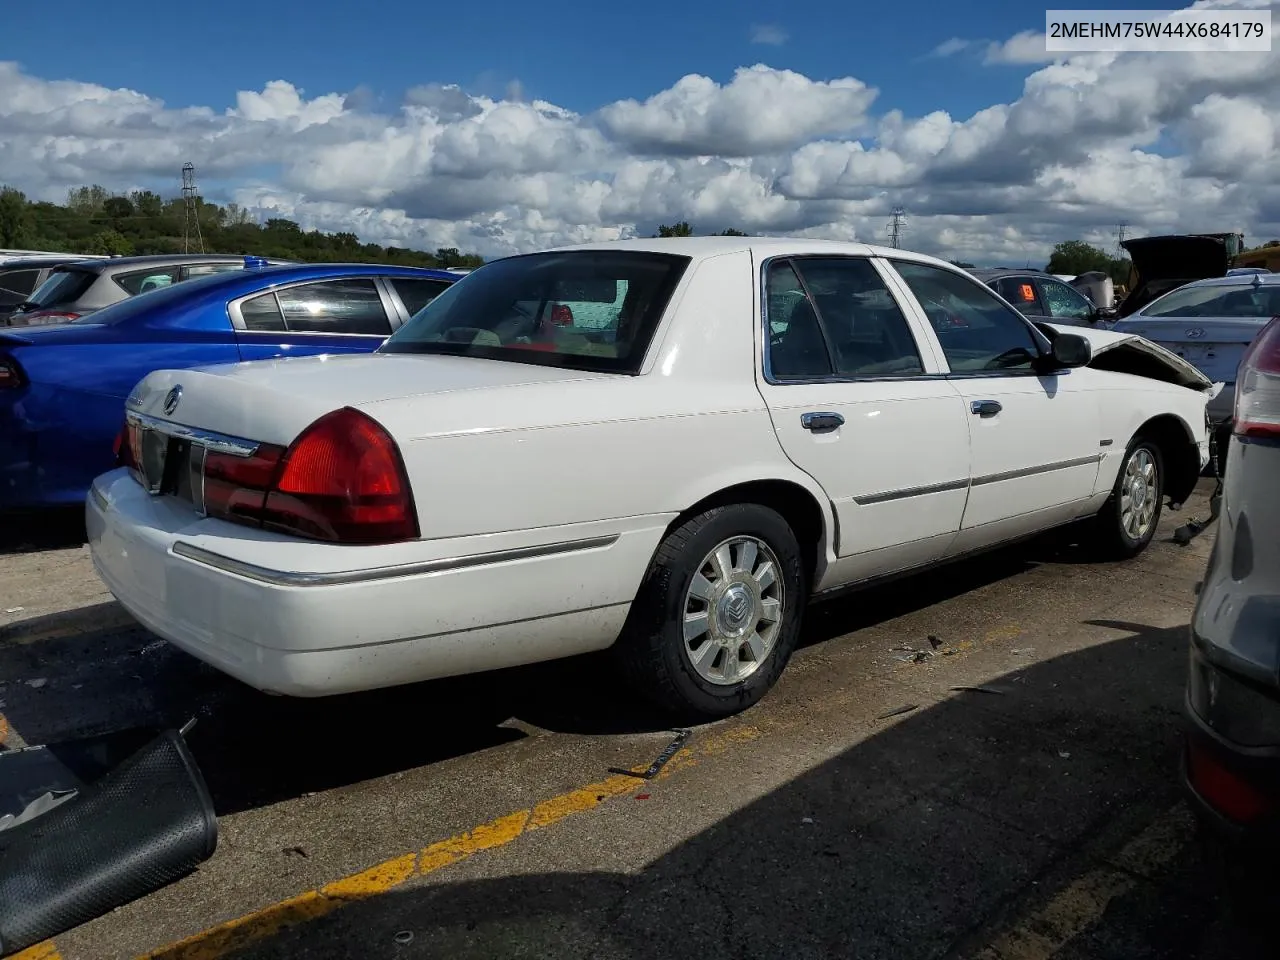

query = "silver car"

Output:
[[1183, 315, 1280, 907], [1113, 272, 1280, 433]]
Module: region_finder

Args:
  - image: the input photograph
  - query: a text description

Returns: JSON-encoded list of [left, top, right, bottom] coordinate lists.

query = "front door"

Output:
[[888, 259, 1102, 553], [754, 255, 971, 583]]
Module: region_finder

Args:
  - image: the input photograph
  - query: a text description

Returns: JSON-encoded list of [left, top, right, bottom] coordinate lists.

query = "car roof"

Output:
[[539, 236, 967, 270], [126, 261, 460, 301], [0, 256, 95, 270], [1171, 272, 1280, 289], [54, 254, 292, 276], [967, 267, 1054, 279]]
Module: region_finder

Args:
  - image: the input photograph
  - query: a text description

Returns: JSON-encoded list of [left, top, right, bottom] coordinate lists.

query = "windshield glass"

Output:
[[1142, 282, 1280, 318], [380, 250, 691, 374], [21, 268, 96, 310]]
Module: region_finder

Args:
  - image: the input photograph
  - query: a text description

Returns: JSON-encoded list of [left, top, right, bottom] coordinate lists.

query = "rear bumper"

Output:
[[86, 469, 666, 696], [1182, 695, 1280, 849]]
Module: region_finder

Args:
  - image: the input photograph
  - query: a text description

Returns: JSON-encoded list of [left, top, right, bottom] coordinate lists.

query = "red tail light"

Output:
[[18, 311, 80, 326], [1186, 741, 1271, 823], [1233, 316, 1280, 441], [0, 357, 23, 389], [195, 408, 417, 544], [550, 304, 574, 325]]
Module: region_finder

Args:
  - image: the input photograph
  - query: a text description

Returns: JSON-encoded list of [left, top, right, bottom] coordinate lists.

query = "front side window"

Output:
[[1038, 278, 1096, 321], [381, 251, 690, 374], [276, 280, 392, 335], [892, 260, 1042, 373], [393, 277, 453, 316], [766, 257, 924, 380], [1141, 282, 1280, 319]]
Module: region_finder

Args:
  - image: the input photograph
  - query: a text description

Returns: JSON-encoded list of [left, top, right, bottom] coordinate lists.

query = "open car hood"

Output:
[[1041, 321, 1215, 392], [1118, 235, 1230, 318]]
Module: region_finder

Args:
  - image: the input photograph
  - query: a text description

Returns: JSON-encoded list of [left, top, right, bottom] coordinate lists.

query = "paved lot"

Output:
[[0, 483, 1270, 960]]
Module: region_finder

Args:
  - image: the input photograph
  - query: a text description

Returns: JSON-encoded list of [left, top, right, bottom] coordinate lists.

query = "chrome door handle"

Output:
[[801, 411, 844, 433], [971, 400, 1002, 418]]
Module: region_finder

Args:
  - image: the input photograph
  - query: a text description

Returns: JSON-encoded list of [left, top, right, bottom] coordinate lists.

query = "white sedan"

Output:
[[87, 238, 1215, 719]]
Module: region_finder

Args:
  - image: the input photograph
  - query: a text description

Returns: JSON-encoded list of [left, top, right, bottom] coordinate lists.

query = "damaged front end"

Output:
[[0, 724, 217, 956]]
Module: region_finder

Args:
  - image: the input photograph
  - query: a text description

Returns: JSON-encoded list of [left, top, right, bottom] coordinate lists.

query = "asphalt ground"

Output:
[[0, 480, 1270, 960]]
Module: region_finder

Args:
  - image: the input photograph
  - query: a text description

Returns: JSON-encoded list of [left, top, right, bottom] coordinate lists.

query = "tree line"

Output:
[[0, 184, 486, 270]]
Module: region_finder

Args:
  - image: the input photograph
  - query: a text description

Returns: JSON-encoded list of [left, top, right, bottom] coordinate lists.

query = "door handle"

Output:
[[801, 411, 844, 433], [971, 400, 1002, 418]]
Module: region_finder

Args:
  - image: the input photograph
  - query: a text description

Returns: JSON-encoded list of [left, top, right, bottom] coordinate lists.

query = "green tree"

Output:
[[103, 196, 134, 222], [655, 221, 693, 237], [1046, 241, 1114, 275], [67, 185, 109, 215], [0, 186, 34, 247], [130, 190, 164, 217], [950, 260, 975, 268], [719, 228, 748, 236], [85, 229, 135, 256]]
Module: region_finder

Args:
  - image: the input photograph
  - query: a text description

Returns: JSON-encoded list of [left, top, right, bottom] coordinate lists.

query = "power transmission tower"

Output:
[[1113, 221, 1128, 257], [182, 162, 205, 254], [887, 206, 907, 249]]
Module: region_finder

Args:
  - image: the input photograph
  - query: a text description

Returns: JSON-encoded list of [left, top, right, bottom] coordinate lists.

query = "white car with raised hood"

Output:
[[87, 238, 1217, 720]]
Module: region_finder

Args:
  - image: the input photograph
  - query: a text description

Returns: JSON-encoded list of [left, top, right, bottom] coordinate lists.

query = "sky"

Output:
[[1, 0, 1277, 265]]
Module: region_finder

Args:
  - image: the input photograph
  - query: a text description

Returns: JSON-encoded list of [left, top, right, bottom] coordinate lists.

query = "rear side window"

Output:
[[276, 280, 392, 335], [995, 277, 1043, 314], [0, 269, 40, 307], [392, 278, 453, 316], [24, 268, 96, 308], [115, 268, 182, 295], [382, 251, 690, 374], [765, 257, 924, 379]]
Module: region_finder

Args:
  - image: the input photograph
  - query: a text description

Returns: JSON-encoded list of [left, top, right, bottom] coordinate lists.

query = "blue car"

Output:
[[0, 259, 459, 511]]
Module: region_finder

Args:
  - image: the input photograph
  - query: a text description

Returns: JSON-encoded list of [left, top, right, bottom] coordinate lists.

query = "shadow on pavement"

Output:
[[0, 528, 1054, 816], [0, 506, 87, 555], [217, 622, 1269, 960]]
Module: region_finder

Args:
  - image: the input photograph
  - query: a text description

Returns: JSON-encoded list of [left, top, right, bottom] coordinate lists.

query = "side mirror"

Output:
[[1051, 332, 1092, 368]]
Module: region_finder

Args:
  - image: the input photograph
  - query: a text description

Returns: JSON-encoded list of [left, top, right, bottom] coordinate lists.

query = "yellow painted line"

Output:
[[9, 942, 62, 960], [139, 724, 763, 960], [972, 805, 1192, 959]]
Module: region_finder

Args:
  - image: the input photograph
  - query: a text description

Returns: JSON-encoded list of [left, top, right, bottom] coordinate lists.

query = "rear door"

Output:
[[231, 277, 398, 361], [754, 254, 971, 580]]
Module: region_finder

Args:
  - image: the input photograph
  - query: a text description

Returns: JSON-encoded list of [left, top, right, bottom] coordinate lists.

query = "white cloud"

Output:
[[750, 23, 789, 45], [929, 38, 973, 57], [1, 1, 1278, 267], [983, 31, 1057, 65]]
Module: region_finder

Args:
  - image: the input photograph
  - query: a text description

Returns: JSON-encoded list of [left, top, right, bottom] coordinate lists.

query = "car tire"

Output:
[[1090, 435, 1165, 559], [614, 503, 806, 721]]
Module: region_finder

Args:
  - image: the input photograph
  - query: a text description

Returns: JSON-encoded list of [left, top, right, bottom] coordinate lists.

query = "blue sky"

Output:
[[0, 0, 1179, 119], [1, 0, 1276, 264]]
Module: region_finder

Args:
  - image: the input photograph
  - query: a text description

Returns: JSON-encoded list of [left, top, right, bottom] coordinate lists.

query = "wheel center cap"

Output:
[[717, 584, 755, 635], [1131, 480, 1146, 508]]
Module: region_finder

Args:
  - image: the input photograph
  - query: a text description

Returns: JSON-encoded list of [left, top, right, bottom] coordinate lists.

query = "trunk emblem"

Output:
[[163, 385, 183, 416], [1185, 328, 1205, 339]]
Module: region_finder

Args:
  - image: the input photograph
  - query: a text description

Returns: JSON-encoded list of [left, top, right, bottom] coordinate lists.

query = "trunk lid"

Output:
[[126, 352, 613, 446], [1118, 236, 1230, 318], [1108, 318, 1268, 383]]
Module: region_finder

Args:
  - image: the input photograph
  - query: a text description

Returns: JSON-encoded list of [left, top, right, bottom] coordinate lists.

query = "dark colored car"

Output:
[[0, 260, 458, 511], [1183, 316, 1280, 912], [968, 268, 1109, 326], [1, 256, 99, 325], [1117, 235, 1233, 319], [7, 254, 292, 326]]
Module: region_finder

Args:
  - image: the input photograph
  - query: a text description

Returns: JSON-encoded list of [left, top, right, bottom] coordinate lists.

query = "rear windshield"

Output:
[[22, 268, 96, 310], [379, 251, 691, 374], [1142, 283, 1280, 319]]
